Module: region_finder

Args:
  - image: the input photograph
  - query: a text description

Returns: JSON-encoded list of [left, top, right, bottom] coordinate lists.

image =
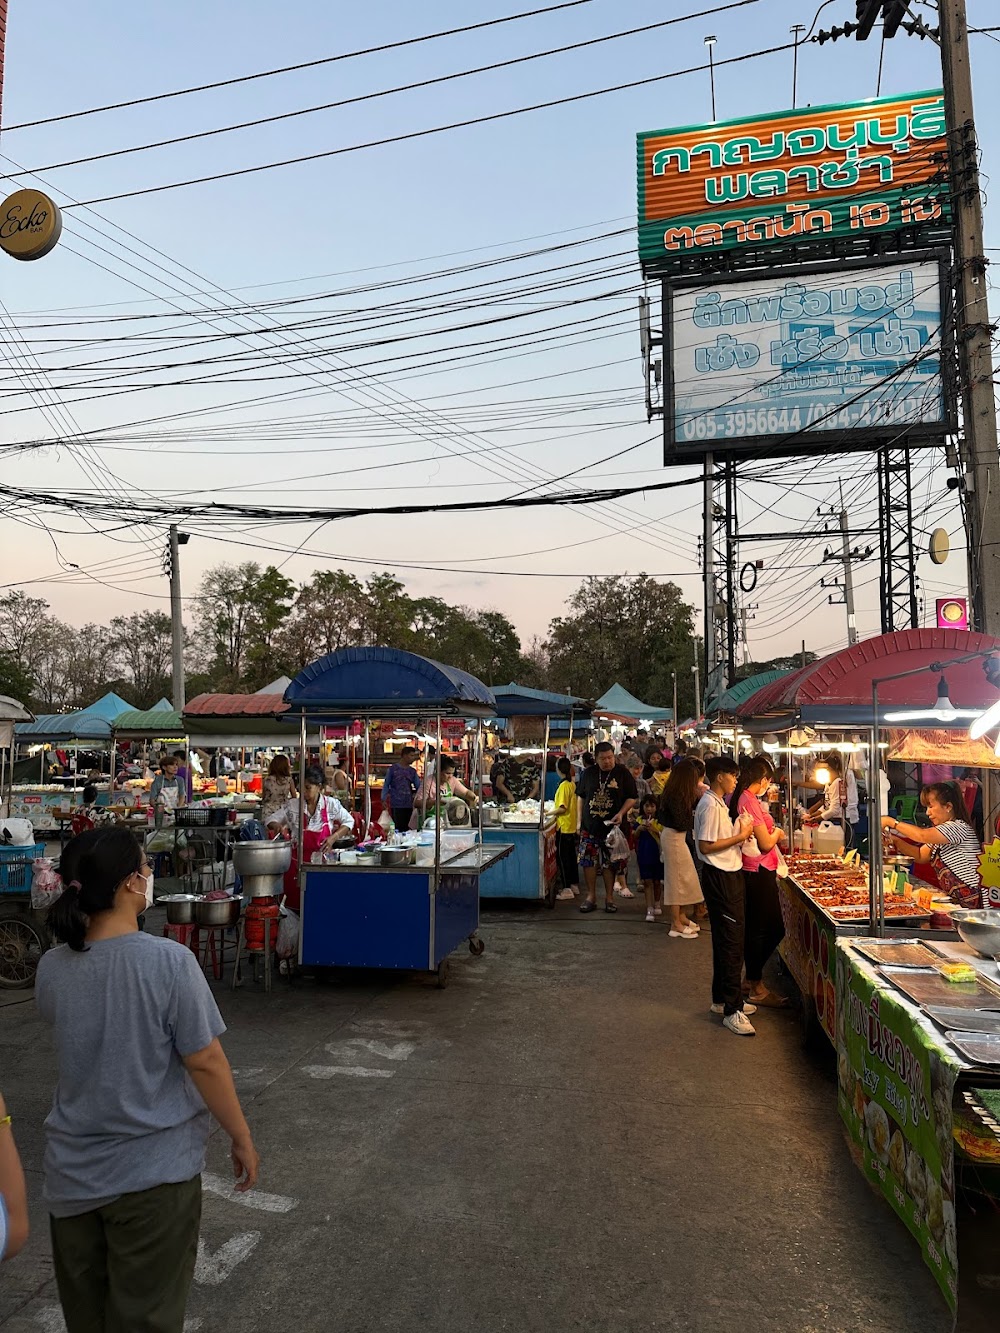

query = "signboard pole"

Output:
[[939, 0, 1000, 640], [702, 454, 715, 715]]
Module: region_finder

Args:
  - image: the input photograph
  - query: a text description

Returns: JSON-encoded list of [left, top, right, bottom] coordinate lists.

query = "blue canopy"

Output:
[[15, 690, 132, 743], [491, 683, 592, 719], [595, 682, 672, 723], [284, 647, 496, 719]]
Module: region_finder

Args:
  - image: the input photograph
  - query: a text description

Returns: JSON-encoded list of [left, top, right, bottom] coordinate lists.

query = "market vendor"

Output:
[[490, 752, 540, 803], [270, 766, 356, 912], [881, 780, 983, 908], [414, 755, 479, 820], [806, 753, 859, 826], [150, 756, 186, 823]]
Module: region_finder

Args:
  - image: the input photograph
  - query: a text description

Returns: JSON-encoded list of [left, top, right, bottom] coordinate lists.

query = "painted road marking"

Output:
[[194, 1232, 261, 1287], [302, 1064, 394, 1079], [202, 1171, 298, 1213], [327, 1038, 416, 1061]]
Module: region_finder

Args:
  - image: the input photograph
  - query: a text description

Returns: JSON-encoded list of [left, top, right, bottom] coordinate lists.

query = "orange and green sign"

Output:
[[637, 89, 949, 268]]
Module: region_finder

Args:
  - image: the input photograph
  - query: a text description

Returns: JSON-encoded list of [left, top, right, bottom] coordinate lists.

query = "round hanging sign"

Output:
[[0, 189, 62, 261], [929, 528, 950, 566]]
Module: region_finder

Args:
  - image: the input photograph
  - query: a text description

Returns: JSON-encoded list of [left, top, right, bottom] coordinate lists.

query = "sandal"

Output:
[[604, 902, 618, 913], [579, 901, 597, 913]]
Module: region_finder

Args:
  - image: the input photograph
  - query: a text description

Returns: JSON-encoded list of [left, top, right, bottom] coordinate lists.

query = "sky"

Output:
[[0, 0, 995, 670]]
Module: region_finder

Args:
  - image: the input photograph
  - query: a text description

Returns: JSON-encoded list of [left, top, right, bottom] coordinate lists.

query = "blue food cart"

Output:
[[482, 684, 591, 906], [283, 648, 512, 986]]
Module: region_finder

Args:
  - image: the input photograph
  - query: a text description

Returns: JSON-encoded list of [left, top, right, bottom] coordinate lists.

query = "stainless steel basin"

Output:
[[951, 909, 1000, 959], [232, 841, 292, 877]]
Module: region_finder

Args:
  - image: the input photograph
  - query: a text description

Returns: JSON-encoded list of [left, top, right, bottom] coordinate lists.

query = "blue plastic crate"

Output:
[[0, 843, 45, 894]]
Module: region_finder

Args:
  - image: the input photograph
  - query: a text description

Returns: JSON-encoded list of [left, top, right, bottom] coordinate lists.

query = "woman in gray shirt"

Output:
[[36, 827, 259, 1333]]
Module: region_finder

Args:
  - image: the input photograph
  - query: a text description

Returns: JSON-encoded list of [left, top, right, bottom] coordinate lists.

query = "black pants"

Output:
[[744, 865, 785, 983], [556, 831, 579, 888], [701, 863, 746, 1016], [393, 806, 414, 834]]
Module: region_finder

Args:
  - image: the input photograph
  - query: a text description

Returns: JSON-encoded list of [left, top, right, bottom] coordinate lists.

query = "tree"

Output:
[[62, 624, 122, 711], [110, 611, 175, 708], [545, 575, 697, 716], [278, 570, 369, 669], [194, 562, 295, 690], [0, 651, 33, 705]]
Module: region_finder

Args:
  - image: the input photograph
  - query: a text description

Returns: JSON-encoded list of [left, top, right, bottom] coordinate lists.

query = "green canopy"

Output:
[[112, 707, 186, 740]]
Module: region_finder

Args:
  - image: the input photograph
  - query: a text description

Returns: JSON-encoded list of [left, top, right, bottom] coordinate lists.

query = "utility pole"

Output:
[[702, 453, 714, 717], [167, 525, 187, 711], [671, 670, 678, 745], [692, 638, 701, 723], [938, 0, 1000, 638], [839, 510, 859, 647]]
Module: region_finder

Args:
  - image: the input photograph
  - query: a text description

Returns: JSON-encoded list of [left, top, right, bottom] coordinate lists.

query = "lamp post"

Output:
[[790, 24, 806, 108], [704, 35, 717, 120]]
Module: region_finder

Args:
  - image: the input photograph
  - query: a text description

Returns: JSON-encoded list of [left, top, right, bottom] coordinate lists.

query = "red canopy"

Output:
[[736, 629, 1000, 724]]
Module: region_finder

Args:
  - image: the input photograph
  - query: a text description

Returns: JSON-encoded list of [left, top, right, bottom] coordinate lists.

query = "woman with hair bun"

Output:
[[36, 827, 259, 1333]]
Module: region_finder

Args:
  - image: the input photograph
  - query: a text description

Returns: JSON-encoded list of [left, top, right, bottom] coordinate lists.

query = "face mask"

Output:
[[131, 868, 155, 910]]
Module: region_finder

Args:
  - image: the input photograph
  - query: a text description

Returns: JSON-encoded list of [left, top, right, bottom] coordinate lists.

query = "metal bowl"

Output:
[[377, 846, 411, 867], [160, 894, 199, 925], [951, 909, 1000, 960], [232, 841, 292, 878], [193, 896, 241, 928]]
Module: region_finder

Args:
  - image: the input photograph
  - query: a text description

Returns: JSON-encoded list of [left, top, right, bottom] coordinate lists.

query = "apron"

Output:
[[282, 801, 332, 912], [931, 853, 982, 909]]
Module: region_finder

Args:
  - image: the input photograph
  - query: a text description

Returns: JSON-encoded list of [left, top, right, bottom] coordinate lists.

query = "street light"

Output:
[[704, 35, 717, 120]]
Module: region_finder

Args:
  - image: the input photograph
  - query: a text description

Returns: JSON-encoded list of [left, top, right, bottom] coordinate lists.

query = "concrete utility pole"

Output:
[[168, 525, 186, 711], [938, 0, 1000, 636], [701, 453, 714, 716]]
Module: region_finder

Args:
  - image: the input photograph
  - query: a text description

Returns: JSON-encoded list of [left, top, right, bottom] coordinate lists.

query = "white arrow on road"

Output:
[[202, 1171, 298, 1213], [326, 1038, 416, 1061], [194, 1231, 261, 1287], [302, 1064, 394, 1079]]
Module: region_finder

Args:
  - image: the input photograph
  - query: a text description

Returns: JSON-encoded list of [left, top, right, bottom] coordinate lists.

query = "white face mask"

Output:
[[131, 868, 155, 910]]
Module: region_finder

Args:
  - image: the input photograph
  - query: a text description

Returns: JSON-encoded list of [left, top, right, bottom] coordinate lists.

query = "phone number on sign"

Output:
[[677, 397, 932, 442]]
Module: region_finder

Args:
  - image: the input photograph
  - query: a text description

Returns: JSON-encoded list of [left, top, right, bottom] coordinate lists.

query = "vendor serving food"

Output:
[[415, 755, 478, 813], [270, 766, 355, 853], [881, 780, 983, 908]]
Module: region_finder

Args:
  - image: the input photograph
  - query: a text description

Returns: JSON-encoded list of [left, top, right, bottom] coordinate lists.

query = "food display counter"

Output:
[[481, 809, 558, 904], [836, 936, 1000, 1317], [778, 853, 941, 1046]]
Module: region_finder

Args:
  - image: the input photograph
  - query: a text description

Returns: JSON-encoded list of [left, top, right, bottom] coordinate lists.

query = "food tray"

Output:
[[827, 905, 932, 924], [856, 940, 948, 969], [944, 1031, 1000, 1066], [881, 966, 1000, 1010], [925, 1007, 1000, 1035]]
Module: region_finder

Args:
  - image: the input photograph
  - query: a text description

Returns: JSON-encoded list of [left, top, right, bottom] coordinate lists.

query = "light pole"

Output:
[[704, 35, 717, 120], [790, 24, 806, 108], [167, 526, 189, 711], [671, 670, 678, 747]]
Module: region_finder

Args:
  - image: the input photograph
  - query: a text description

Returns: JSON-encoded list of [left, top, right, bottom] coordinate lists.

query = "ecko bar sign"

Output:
[[636, 89, 949, 266], [665, 260, 948, 460]]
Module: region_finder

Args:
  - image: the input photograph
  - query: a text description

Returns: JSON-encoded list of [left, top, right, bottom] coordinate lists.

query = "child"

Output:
[[553, 757, 579, 900], [632, 795, 664, 922]]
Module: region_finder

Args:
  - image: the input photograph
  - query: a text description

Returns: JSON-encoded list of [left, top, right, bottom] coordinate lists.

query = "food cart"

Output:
[[0, 694, 47, 989], [483, 684, 591, 905], [283, 647, 513, 986]]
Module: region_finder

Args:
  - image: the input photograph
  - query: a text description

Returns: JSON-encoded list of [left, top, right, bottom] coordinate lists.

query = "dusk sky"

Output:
[[0, 0, 993, 663]]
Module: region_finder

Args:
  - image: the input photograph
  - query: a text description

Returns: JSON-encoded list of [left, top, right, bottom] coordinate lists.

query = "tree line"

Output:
[[0, 567, 705, 717]]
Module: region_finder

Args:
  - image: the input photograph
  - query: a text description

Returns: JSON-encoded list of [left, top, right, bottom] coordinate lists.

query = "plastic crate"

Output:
[[175, 808, 212, 827], [0, 843, 45, 894]]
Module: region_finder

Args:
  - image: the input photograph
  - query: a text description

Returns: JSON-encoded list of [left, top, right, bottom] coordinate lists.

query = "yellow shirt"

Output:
[[554, 780, 578, 835]]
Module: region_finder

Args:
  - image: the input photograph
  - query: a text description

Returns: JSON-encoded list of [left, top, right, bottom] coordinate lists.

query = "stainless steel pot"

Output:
[[231, 841, 292, 878], [193, 897, 241, 928], [161, 894, 199, 925], [377, 846, 411, 867], [951, 909, 1000, 959]]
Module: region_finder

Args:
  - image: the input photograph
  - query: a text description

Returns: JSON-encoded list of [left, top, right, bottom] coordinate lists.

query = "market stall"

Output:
[[283, 647, 513, 985], [0, 694, 48, 988], [484, 684, 591, 905], [734, 629, 1000, 1042]]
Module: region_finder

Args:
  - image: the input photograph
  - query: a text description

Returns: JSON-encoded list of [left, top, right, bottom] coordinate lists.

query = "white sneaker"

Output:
[[710, 1003, 724, 1014], [645, 909, 656, 922], [711, 1002, 757, 1016], [653, 906, 663, 917], [669, 925, 699, 938], [570, 885, 580, 897], [556, 888, 575, 901], [723, 1010, 756, 1036]]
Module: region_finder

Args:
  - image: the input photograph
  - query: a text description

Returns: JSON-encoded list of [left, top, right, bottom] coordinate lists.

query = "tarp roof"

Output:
[[112, 707, 186, 739], [16, 711, 113, 742], [0, 696, 32, 725], [255, 675, 291, 695], [184, 693, 288, 718], [735, 629, 1000, 729], [491, 683, 592, 718], [79, 691, 132, 721], [284, 647, 496, 719], [715, 669, 791, 716], [595, 683, 672, 722], [183, 693, 289, 740]]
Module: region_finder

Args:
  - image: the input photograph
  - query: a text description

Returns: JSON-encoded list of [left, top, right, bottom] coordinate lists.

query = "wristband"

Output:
[[0, 1115, 11, 1129]]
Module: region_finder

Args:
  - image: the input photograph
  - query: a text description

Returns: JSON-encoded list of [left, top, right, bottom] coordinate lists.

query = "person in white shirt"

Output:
[[694, 755, 756, 1037], [808, 754, 859, 825]]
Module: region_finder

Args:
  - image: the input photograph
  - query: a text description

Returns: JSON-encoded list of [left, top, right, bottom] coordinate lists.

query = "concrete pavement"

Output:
[[1, 898, 953, 1332]]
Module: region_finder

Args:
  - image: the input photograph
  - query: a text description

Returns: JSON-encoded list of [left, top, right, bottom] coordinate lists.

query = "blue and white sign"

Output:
[[667, 260, 946, 458]]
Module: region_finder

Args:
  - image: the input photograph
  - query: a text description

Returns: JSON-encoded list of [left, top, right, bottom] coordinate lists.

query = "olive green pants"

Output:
[[50, 1175, 201, 1333]]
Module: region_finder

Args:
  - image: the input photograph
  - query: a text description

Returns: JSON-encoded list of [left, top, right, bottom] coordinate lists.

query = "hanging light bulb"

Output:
[[884, 675, 982, 724], [812, 761, 832, 785]]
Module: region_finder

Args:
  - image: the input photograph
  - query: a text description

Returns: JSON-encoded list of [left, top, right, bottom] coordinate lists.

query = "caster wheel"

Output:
[[436, 960, 450, 989], [469, 936, 485, 957]]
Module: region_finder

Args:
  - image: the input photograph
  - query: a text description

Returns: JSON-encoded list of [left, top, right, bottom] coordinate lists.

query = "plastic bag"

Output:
[[31, 857, 64, 910], [276, 910, 299, 960], [605, 824, 630, 862]]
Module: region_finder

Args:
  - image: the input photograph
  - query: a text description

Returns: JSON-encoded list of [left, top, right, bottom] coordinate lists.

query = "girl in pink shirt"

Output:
[[732, 758, 788, 1008]]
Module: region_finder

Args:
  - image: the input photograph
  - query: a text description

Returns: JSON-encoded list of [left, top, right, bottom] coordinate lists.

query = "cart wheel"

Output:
[[436, 959, 450, 989], [468, 936, 485, 957], [0, 914, 46, 989]]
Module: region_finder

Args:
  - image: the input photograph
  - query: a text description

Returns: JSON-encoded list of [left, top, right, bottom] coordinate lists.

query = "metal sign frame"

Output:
[[662, 250, 955, 466]]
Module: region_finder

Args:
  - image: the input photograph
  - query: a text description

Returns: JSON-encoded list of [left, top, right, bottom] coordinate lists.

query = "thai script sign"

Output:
[[637, 89, 948, 266], [666, 259, 946, 459], [836, 942, 960, 1310]]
